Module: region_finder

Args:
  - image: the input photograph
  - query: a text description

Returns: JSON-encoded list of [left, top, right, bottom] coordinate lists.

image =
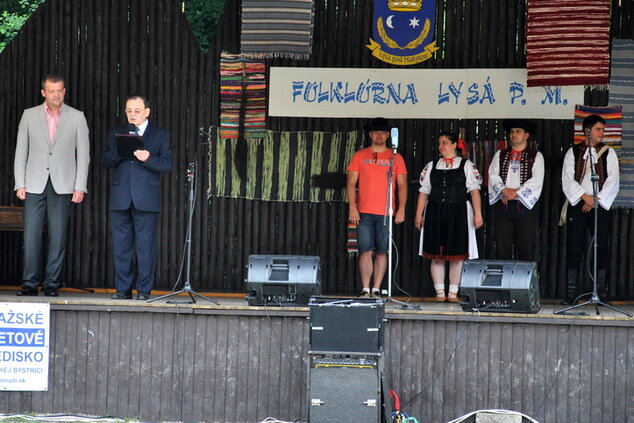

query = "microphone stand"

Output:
[[149, 162, 219, 305], [384, 146, 419, 310], [555, 144, 631, 317]]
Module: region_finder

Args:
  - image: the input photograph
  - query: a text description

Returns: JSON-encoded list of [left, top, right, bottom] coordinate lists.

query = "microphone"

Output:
[[585, 127, 597, 147], [391, 127, 399, 151], [127, 123, 137, 134]]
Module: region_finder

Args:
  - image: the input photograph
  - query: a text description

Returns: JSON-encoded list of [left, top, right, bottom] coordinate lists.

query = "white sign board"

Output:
[[269, 67, 584, 119], [0, 302, 50, 391]]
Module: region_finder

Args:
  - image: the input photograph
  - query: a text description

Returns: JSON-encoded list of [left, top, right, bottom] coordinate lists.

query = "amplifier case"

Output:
[[245, 255, 320, 306], [309, 297, 384, 353], [460, 260, 540, 313], [308, 357, 381, 423]]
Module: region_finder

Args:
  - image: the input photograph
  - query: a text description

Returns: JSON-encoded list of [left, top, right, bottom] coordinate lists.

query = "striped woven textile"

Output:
[[462, 139, 507, 187], [609, 40, 634, 207], [573, 105, 622, 155], [526, 0, 611, 87], [346, 223, 358, 255], [219, 52, 266, 140], [208, 130, 362, 202], [240, 0, 315, 60]]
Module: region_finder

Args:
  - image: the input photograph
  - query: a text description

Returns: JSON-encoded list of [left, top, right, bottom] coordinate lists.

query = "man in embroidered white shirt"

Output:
[[488, 119, 544, 261], [561, 114, 620, 304]]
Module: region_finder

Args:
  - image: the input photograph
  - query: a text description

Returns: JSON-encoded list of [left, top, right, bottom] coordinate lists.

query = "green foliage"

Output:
[[0, 0, 45, 53], [0, 0, 223, 53], [183, 0, 225, 52]]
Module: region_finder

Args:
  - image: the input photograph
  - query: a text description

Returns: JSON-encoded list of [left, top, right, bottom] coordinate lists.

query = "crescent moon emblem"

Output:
[[386, 15, 395, 29]]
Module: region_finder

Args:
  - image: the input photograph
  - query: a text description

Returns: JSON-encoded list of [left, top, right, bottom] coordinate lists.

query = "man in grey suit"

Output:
[[13, 74, 90, 296]]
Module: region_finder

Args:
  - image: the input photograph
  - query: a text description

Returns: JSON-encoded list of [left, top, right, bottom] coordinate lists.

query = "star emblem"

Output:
[[409, 17, 420, 28]]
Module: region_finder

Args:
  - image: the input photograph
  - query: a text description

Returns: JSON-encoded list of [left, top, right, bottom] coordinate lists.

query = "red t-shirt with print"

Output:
[[347, 147, 407, 216]]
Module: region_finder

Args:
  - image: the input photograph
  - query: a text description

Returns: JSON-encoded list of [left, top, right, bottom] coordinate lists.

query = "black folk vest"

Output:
[[429, 158, 468, 203]]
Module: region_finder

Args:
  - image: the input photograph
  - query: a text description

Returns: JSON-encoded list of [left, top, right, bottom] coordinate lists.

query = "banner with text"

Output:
[[269, 67, 584, 119], [0, 303, 50, 391]]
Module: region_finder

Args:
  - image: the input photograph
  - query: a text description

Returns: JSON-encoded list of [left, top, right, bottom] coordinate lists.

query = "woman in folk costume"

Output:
[[414, 131, 483, 302]]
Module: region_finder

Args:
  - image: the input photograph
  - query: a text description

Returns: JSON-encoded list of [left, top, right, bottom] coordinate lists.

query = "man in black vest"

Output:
[[561, 114, 620, 304], [488, 119, 544, 261]]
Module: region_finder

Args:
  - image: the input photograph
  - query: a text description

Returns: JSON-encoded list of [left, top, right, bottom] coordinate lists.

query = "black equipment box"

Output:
[[310, 355, 379, 369], [308, 355, 382, 423], [309, 297, 384, 353], [460, 260, 540, 313], [245, 255, 320, 306]]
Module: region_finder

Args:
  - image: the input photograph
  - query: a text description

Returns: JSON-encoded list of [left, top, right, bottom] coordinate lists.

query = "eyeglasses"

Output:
[[372, 152, 378, 163]]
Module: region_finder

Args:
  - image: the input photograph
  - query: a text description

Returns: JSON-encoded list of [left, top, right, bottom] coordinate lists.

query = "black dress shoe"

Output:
[[16, 286, 38, 296], [44, 287, 59, 297], [137, 293, 150, 301], [111, 292, 132, 299]]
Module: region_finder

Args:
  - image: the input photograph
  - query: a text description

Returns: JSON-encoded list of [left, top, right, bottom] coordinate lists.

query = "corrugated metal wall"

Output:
[[1, 0, 634, 299]]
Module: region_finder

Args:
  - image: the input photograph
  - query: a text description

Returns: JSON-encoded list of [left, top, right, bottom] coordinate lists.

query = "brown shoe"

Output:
[[358, 291, 371, 298], [447, 292, 460, 303], [434, 289, 446, 302]]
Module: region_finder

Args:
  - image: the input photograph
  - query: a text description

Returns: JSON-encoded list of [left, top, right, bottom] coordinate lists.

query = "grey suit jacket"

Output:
[[14, 103, 90, 194]]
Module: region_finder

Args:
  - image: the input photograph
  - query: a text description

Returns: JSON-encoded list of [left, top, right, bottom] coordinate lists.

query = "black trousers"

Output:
[[23, 178, 72, 289], [493, 200, 539, 261], [566, 202, 611, 270], [111, 207, 159, 295]]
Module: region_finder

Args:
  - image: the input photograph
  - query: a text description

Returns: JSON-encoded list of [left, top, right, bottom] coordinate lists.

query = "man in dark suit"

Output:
[[101, 94, 172, 300], [13, 74, 91, 297]]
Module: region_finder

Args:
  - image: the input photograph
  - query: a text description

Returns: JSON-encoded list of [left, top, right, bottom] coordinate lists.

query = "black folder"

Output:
[[115, 134, 144, 159]]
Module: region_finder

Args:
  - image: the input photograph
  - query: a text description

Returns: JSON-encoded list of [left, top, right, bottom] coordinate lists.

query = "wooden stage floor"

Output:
[[1, 287, 633, 321], [0, 287, 632, 423]]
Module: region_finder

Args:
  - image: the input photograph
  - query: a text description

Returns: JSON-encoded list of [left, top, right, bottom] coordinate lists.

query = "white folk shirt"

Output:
[[488, 149, 545, 210], [418, 157, 482, 194], [418, 157, 482, 259], [561, 146, 620, 210]]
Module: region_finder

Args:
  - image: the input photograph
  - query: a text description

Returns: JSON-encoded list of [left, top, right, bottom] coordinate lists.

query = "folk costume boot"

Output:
[[596, 268, 608, 300], [561, 268, 578, 305], [447, 284, 461, 303], [434, 284, 446, 302]]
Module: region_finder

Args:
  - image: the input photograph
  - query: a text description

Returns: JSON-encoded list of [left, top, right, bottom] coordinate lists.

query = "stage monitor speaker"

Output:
[[460, 260, 540, 313], [245, 255, 320, 306], [308, 356, 381, 423], [309, 297, 384, 353]]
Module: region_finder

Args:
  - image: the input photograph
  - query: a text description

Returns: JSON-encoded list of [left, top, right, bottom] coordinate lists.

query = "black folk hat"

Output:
[[503, 118, 537, 135], [365, 117, 392, 132]]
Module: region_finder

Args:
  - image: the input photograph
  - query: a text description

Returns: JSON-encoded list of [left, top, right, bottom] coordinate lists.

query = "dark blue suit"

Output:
[[101, 122, 172, 294]]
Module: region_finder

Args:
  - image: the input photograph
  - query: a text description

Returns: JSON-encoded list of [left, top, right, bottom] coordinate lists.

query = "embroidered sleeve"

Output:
[[464, 159, 482, 192], [419, 161, 434, 194], [517, 151, 545, 210], [488, 150, 504, 205]]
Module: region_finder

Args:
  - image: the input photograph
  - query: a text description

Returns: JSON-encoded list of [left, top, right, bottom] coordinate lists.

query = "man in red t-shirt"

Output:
[[346, 117, 408, 298]]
